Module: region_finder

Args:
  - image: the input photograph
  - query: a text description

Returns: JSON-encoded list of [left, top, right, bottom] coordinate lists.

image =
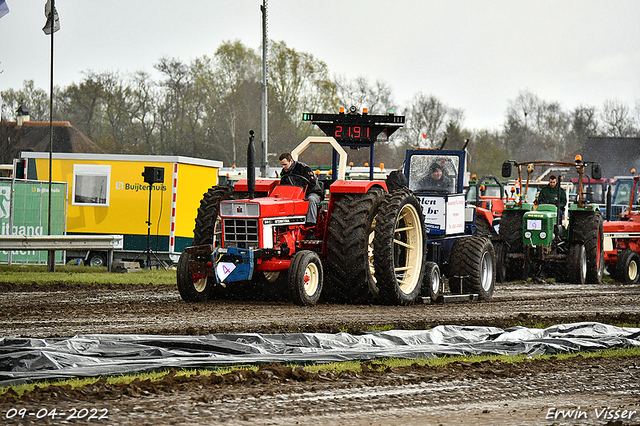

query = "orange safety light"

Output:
[[632, 168, 637, 174], [349, 162, 354, 167], [363, 108, 368, 114], [379, 163, 384, 170], [472, 174, 477, 180], [364, 162, 369, 167], [339, 107, 345, 114], [232, 164, 236, 169], [315, 169, 320, 175], [328, 170, 332, 175], [574, 154, 582, 163]]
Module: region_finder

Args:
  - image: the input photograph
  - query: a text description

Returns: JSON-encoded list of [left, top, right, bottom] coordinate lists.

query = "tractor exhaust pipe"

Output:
[[248, 130, 256, 199]]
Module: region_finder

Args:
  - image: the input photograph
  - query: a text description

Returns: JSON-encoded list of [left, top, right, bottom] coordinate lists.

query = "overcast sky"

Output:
[[1, 0, 639, 129]]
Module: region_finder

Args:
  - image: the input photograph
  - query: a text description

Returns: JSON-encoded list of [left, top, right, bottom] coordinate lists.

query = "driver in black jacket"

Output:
[[279, 153, 323, 238]]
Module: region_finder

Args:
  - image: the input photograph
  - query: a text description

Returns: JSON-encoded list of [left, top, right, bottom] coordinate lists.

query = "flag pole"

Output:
[[47, 0, 55, 272]]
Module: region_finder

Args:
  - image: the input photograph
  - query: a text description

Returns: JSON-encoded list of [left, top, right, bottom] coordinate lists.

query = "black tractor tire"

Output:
[[177, 250, 219, 302], [615, 249, 640, 284], [447, 237, 496, 300], [475, 215, 492, 238], [421, 261, 442, 302], [499, 209, 527, 281], [569, 212, 604, 284], [567, 243, 587, 285], [494, 241, 507, 283], [193, 185, 248, 246], [373, 189, 426, 305], [324, 188, 385, 303], [288, 250, 323, 306]]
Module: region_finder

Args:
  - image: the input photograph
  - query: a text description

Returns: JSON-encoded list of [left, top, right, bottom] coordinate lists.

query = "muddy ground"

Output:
[[1, 279, 640, 425]]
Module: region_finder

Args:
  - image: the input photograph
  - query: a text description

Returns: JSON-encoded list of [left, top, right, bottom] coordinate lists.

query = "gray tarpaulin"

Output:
[[1, 322, 639, 386]]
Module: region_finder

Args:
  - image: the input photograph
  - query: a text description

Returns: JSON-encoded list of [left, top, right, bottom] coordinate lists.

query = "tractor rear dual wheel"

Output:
[[325, 188, 385, 303], [447, 237, 495, 300], [373, 189, 426, 305]]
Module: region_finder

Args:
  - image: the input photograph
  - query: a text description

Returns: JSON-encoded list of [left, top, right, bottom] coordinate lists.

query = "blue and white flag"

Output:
[[0, 0, 10, 20], [42, 0, 60, 34]]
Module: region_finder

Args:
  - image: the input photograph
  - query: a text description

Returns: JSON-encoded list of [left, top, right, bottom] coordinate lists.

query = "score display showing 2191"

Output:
[[333, 125, 371, 141]]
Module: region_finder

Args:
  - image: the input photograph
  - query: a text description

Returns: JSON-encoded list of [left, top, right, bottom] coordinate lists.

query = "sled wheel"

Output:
[[448, 237, 496, 300], [567, 243, 587, 285], [422, 261, 441, 302], [288, 250, 323, 306], [373, 189, 425, 305], [615, 249, 640, 284]]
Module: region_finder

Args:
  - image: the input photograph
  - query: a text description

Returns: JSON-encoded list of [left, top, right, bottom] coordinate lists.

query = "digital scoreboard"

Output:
[[302, 107, 404, 144]]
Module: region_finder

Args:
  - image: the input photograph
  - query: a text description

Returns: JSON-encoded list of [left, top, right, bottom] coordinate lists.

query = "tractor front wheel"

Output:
[[615, 249, 640, 284], [373, 189, 425, 305], [177, 250, 219, 302], [288, 250, 323, 306], [567, 243, 587, 284]]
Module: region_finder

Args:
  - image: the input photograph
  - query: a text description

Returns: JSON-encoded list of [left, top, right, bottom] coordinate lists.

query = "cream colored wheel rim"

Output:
[[393, 203, 423, 295], [303, 262, 320, 297]]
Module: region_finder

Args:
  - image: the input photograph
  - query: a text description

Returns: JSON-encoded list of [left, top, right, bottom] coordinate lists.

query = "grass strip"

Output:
[[2, 345, 639, 399]]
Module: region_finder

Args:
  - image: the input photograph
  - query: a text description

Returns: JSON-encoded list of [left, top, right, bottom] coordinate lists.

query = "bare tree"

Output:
[[601, 99, 638, 137]]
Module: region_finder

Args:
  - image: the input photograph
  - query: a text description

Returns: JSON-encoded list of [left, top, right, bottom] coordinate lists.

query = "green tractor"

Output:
[[497, 157, 604, 284]]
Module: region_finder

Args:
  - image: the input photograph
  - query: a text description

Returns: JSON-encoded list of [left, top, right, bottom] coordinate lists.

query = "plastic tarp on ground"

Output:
[[1, 322, 639, 386]]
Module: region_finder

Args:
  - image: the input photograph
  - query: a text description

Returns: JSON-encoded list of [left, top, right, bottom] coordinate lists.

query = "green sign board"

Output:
[[0, 180, 67, 264]]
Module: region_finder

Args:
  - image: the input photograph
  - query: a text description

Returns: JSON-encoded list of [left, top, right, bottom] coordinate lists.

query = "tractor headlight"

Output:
[[524, 231, 532, 239], [539, 231, 547, 239]]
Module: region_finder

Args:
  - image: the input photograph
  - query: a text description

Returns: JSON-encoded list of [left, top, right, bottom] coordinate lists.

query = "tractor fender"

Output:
[[475, 206, 495, 229], [329, 180, 388, 194]]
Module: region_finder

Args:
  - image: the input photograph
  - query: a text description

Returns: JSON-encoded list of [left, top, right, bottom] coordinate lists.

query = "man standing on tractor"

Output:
[[279, 152, 323, 238], [537, 175, 567, 211]]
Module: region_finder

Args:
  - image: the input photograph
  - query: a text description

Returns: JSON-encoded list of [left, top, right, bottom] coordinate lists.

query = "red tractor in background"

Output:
[[603, 175, 640, 284]]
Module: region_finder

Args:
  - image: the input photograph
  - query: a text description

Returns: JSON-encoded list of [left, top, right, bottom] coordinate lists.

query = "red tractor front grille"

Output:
[[223, 218, 259, 248]]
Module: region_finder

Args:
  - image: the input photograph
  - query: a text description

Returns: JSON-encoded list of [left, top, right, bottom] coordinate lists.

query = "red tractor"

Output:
[[603, 175, 640, 284]]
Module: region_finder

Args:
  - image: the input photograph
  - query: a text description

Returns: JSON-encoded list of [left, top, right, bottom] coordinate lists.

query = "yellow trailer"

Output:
[[21, 152, 222, 266]]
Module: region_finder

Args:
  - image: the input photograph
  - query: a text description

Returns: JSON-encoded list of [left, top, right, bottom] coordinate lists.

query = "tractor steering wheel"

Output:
[[280, 174, 311, 189]]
